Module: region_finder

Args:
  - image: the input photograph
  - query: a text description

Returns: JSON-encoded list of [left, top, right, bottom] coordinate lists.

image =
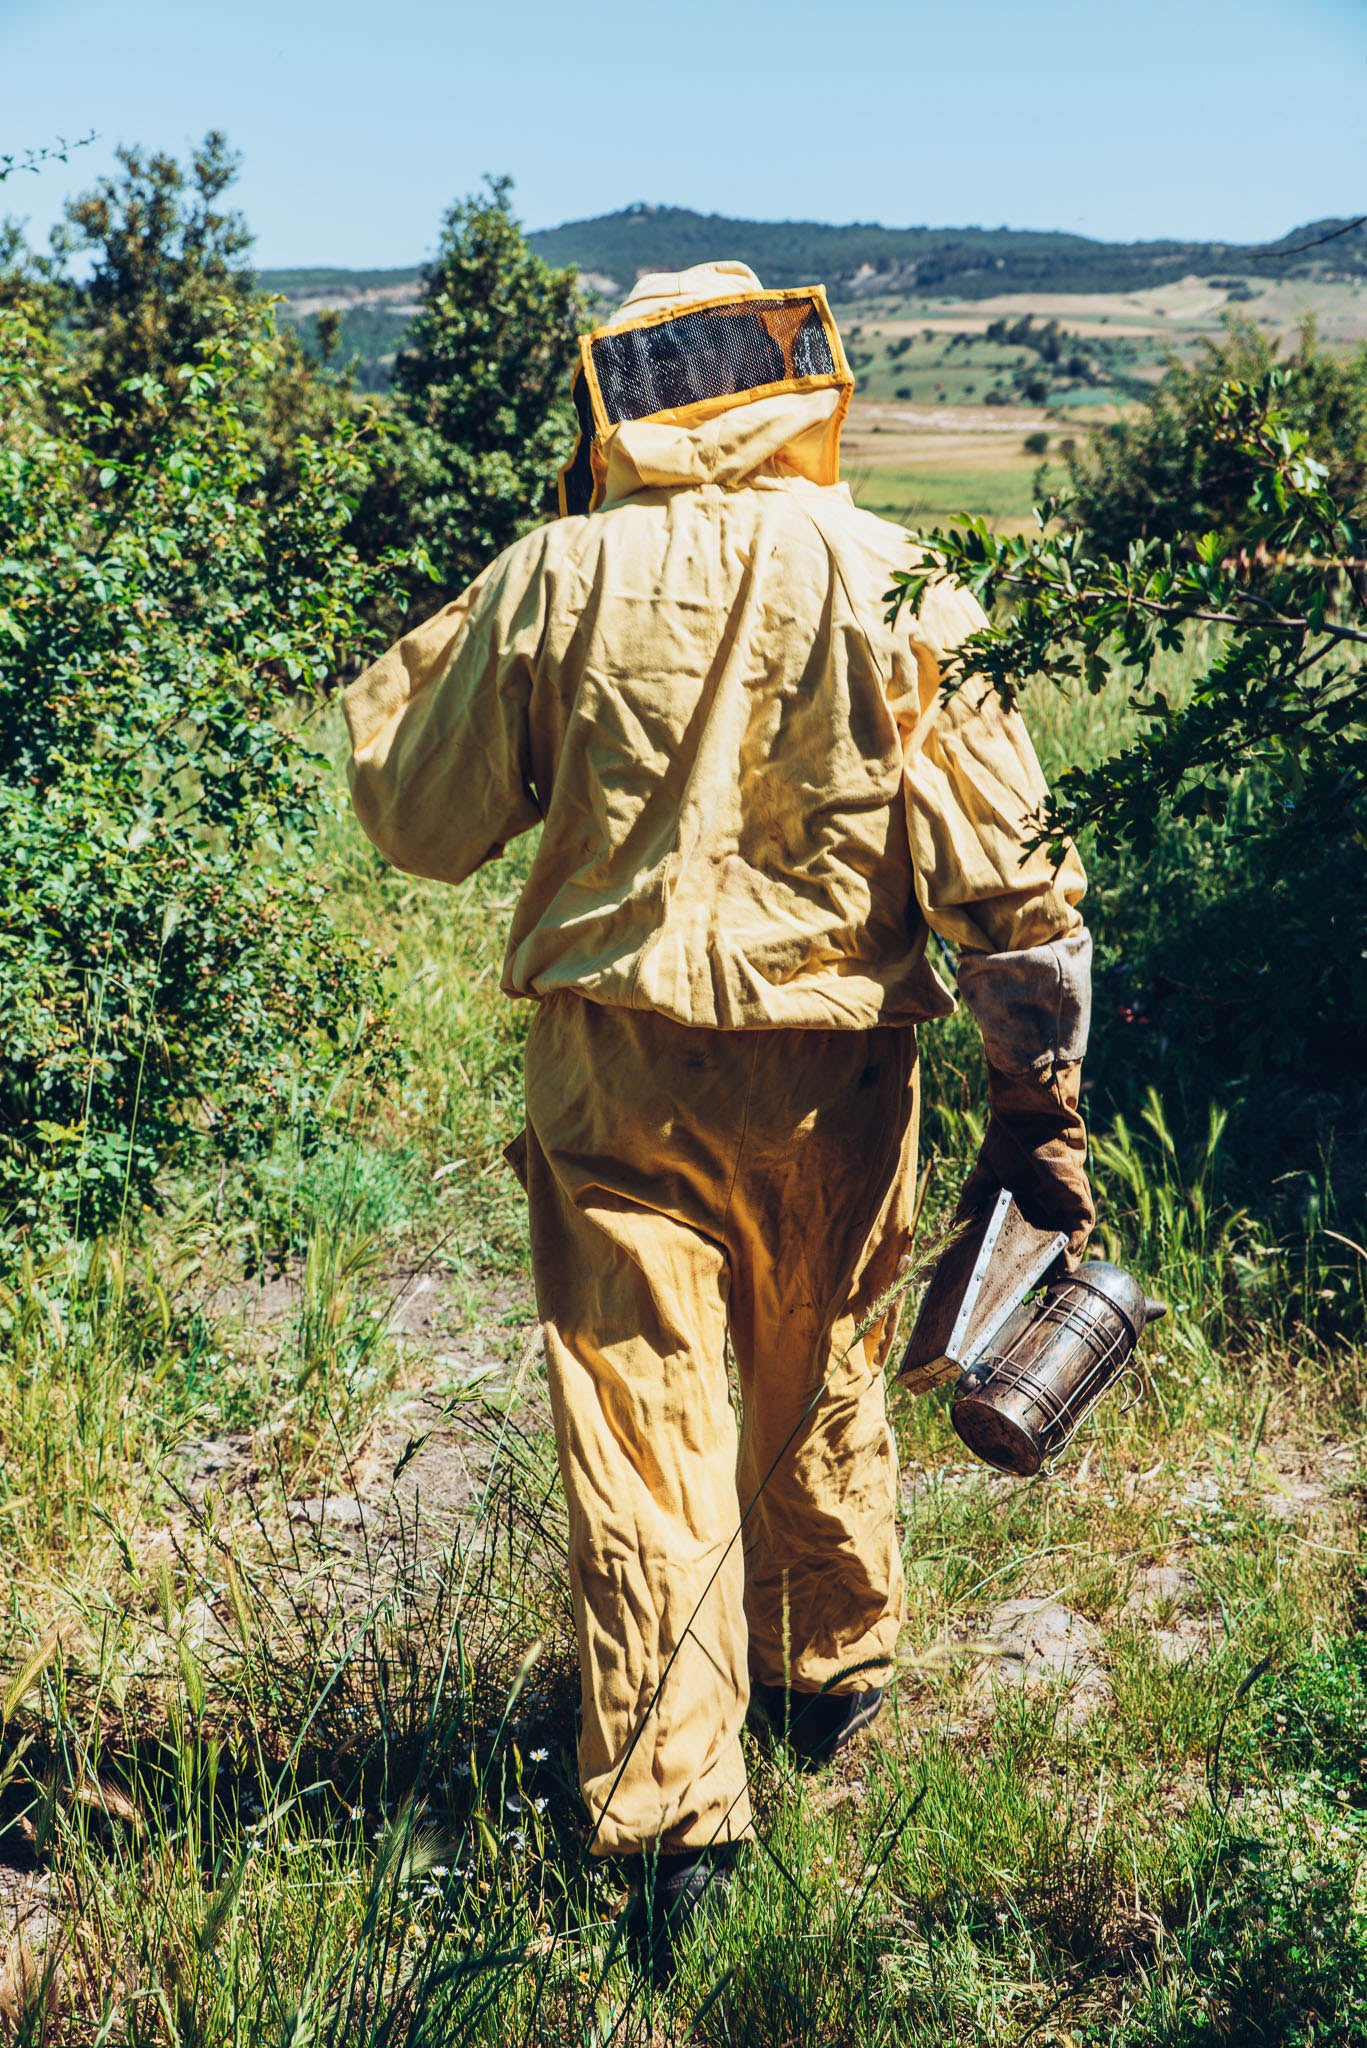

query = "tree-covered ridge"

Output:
[[528, 206, 1367, 295], [258, 207, 1367, 306], [255, 265, 424, 297]]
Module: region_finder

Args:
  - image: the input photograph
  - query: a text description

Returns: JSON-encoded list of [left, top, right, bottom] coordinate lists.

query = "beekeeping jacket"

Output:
[[345, 263, 1086, 1032]]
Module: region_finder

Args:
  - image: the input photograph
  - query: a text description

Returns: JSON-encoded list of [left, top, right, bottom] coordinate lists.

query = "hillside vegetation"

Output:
[[262, 203, 1367, 399], [263, 204, 1367, 304]]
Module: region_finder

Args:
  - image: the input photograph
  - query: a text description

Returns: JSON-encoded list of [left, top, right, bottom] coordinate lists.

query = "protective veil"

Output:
[[344, 262, 1092, 1855]]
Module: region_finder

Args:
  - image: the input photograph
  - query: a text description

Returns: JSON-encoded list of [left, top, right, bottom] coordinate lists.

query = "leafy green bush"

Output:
[[50, 132, 376, 525], [1066, 320, 1367, 556], [353, 176, 584, 616], [1114, 1817, 1367, 2046], [0, 296, 397, 1238], [890, 367, 1367, 1244], [1255, 1633, 1367, 1806], [892, 376, 1367, 855], [60, 131, 257, 426]]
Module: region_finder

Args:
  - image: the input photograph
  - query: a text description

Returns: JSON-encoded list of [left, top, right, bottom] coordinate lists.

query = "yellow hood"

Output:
[[564, 260, 853, 512], [604, 260, 764, 325], [602, 384, 850, 502]]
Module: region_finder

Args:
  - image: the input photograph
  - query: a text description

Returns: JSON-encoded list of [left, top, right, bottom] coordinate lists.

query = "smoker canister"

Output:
[[951, 1261, 1166, 1477]]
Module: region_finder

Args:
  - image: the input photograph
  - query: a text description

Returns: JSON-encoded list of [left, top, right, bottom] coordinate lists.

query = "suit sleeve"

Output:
[[342, 535, 549, 885], [898, 574, 1095, 1257]]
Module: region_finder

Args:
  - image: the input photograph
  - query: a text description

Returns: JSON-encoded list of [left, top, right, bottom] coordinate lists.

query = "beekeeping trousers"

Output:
[[522, 992, 917, 1856]]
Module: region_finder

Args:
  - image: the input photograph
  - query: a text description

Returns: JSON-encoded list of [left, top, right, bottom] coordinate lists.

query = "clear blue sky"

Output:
[[2, 0, 1364, 269]]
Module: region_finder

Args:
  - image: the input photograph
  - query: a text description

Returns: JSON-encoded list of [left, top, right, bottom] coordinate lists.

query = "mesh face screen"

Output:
[[589, 294, 837, 426], [557, 289, 847, 516]]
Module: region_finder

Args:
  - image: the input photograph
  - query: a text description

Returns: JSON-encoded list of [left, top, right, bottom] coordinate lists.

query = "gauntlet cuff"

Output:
[[956, 928, 1092, 1081]]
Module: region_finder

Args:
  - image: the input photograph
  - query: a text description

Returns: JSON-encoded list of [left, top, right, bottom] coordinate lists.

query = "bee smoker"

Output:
[[950, 1261, 1166, 1477], [898, 1190, 1166, 1477]]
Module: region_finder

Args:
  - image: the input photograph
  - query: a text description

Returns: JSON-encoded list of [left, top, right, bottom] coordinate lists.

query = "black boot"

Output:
[[752, 1682, 885, 1769], [621, 1846, 734, 1984]]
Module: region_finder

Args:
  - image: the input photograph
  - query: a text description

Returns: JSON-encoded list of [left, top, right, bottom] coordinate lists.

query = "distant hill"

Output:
[[256, 265, 422, 299], [522, 205, 1367, 300], [257, 208, 1367, 311]]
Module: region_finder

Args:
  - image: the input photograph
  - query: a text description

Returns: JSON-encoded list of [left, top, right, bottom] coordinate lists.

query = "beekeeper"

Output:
[[344, 262, 1094, 1966]]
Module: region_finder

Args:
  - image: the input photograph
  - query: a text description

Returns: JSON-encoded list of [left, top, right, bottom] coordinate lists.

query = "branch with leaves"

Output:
[[0, 135, 96, 185], [887, 372, 1367, 853]]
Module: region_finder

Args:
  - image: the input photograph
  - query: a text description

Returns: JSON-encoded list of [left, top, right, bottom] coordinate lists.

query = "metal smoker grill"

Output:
[[950, 1261, 1166, 1478]]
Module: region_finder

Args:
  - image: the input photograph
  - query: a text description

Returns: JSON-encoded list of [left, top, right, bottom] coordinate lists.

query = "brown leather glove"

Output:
[[957, 1059, 1095, 1266]]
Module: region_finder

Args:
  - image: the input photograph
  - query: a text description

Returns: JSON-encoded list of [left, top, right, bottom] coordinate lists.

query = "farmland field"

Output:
[[798, 277, 1365, 528], [272, 272, 1367, 521], [843, 401, 1061, 527], [831, 275, 1367, 527]]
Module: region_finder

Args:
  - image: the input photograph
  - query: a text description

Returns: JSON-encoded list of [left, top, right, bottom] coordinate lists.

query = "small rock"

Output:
[[1121, 1564, 1199, 1619], [979, 1597, 1102, 1690], [287, 1497, 371, 1529]]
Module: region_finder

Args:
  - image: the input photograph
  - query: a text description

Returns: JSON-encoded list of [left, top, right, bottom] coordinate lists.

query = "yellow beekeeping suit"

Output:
[[344, 262, 1086, 1856]]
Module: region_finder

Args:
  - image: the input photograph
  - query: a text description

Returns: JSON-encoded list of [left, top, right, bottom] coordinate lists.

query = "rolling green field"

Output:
[[276, 266, 1367, 419], [842, 403, 1073, 532], [842, 322, 1150, 411], [273, 271, 1367, 539], [846, 452, 1047, 527]]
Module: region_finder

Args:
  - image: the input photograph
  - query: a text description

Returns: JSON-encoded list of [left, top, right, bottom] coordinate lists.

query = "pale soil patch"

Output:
[[0, 1862, 59, 1965], [977, 1596, 1110, 1712], [842, 395, 1083, 533], [855, 276, 1367, 345], [850, 400, 1054, 437], [181, 1252, 541, 1521], [162, 1260, 548, 1628]]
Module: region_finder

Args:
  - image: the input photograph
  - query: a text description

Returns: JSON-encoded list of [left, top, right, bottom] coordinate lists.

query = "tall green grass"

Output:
[[2, 1043, 1364, 2041]]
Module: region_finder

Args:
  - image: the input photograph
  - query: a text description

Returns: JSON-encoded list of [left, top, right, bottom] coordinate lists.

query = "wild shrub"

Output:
[[0, 296, 398, 1239], [1114, 1816, 1367, 2046], [1065, 320, 1367, 556], [890, 366, 1367, 1243], [352, 176, 584, 618], [60, 131, 258, 425], [1254, 1631, 1367, 1806]]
